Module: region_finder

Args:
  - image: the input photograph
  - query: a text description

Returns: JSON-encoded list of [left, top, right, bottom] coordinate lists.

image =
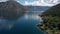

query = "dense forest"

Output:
[[38, 3, 60, 34]]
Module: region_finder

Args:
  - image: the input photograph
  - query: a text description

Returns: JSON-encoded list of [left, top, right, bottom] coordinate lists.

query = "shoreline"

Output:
[[36, 24, 48, 34], [37, 22, 59, 34]]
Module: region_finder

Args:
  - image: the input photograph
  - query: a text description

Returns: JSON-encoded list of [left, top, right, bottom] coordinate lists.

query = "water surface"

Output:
[[0, 11, 44, 34]]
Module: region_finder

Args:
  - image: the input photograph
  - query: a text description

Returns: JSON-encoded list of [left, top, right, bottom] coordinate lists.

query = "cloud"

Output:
[[24, 0, 60, 6]]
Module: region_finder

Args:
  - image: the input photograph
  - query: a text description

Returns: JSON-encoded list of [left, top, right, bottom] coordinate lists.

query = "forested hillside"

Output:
[[38, 3, 60, 34]]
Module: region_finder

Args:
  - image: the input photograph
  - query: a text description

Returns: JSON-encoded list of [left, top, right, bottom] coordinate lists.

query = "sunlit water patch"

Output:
[[24, 14, 42, 20]]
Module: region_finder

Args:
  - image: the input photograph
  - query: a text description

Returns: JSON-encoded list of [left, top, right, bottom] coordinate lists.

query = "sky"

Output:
[[18, 0, 60, 6], [0, 0, 60, 6]]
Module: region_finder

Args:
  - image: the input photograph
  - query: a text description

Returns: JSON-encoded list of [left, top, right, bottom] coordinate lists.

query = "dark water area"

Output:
[[0, 12, 44, 34]]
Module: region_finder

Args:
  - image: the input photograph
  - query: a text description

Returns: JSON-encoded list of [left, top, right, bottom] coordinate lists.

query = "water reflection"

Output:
[[0, 14, 44, 34], [24, 14, 41, 20], [0, 19, 16, 31]]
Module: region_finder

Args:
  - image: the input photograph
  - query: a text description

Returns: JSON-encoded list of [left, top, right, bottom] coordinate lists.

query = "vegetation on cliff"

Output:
[[38, 3, 60, 34]]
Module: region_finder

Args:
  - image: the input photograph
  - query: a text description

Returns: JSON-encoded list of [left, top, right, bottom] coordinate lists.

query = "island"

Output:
[[0, 0, 26, 20], [37, 3, 60, 34]]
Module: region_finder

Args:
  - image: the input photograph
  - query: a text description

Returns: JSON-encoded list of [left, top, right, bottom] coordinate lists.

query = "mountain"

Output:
[[25, 6, 50, 11], [38, 3, 60, 34], [25, 6, 50, 15], [0, 1, 26, 20], [42, 3, 60, 16]]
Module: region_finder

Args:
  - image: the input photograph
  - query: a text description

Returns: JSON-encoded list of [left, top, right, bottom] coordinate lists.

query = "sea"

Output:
[[0, 11, 44, 34]]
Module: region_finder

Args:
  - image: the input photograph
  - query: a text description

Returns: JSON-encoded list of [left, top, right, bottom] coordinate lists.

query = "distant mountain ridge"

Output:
[[25, 6, 50, 11]]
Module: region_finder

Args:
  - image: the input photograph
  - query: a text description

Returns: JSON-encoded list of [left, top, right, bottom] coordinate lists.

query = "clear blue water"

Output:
[[0, 13, 44, 34]]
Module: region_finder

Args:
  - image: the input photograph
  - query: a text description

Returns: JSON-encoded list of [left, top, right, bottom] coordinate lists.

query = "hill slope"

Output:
[[42, 3, 60, 16], [38, 3, 60, 34], [0, 1, 26, 20]]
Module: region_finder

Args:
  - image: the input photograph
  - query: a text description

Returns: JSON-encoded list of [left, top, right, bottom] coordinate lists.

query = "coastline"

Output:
[[37, 15, 59, 34], [36, 24, 48, 34], [36, 15, 48, 34], [37, 3, 60, 34]]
